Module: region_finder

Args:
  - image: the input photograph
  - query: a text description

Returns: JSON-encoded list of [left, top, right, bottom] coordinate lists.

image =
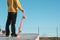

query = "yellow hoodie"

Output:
[[7, 0, 24, 12]]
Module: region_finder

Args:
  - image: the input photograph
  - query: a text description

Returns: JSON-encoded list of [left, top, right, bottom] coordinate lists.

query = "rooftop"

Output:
[[0, 33, 39, 40]]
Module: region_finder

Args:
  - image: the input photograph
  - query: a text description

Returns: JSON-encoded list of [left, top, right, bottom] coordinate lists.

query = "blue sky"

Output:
[[0, 0, 60, 37]]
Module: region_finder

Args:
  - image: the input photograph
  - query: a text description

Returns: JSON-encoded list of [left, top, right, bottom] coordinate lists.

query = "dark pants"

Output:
[[5, 12, 17, 35]]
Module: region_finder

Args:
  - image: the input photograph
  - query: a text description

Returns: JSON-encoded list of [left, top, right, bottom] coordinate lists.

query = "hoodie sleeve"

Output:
[[14, 0, 24, 11]]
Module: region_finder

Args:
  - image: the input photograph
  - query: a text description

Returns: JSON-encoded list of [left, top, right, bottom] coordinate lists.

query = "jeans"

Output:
[[5, 12, 17, 35]]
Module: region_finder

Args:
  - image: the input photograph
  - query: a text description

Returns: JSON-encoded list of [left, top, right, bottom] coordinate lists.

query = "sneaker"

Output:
[[6, 34, 9, 37], [11, 34, 17, 37]]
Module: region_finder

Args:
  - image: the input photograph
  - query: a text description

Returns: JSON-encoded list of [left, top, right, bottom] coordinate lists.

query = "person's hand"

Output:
[[21, 10, 24, 13]]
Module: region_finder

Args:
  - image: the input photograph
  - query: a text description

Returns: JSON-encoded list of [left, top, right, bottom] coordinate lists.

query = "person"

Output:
[[5, 0, 25, 37]]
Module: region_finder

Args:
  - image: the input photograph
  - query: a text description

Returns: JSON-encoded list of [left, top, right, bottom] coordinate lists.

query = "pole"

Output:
[[38, 26, 39, 35], [56, 26, 58, 40]]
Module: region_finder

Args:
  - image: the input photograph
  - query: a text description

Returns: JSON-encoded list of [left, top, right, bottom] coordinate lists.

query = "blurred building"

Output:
[[0, 28, 5, 34]]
